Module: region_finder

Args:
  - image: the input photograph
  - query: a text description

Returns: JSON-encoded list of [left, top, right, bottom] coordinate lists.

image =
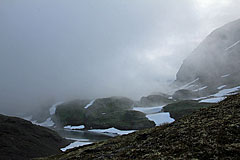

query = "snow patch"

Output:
[[196, 86, 240, 103], [61, 141, 93, 152], [217, 85, 226, 90], [225, 40, 240, 51], [146, 112, 175, 126], [32, 117, 54, 127], [49, 102, 64, 115], [199, 97, 226, 103], [84, 99, 95, 109], [213, 86, 240, 97], [64, 125, 85, 130], [193, 86, 208, 92], [193, 96, 209, 101], [89, 127, 135, 135], [180, 78, 199, 89], [221, 74, 230, 78], [133, 106, 164, 114]]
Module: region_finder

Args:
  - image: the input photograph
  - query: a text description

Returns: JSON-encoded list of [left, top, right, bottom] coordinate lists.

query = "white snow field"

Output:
[[199, 97, 226, 103], [64, 125, 85, 130], [217, 85, 226, 90], [49, 102, 64, 115], [89, 127, 136, 136], [225, 40, 240, 51], [197, 86, 240, 103], [221, 74, 230, 78], [61, 140, 93, 152], [84, 99, 95, 109], [193, 86, 208, 92], [32, 117, 54, 127], [132, 105, 164, 114], [146, 112, 175, 126], [31, 101, 64, 127]]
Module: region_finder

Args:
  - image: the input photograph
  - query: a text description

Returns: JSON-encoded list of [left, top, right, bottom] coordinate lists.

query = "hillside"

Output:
[[0, 114, 70, 160], [37, 93, 240, 160], [173, 19, 240, 97]]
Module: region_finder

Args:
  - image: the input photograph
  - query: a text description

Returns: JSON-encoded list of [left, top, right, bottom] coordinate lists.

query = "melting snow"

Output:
[[89, 127, 135, 135], [64, 125, 85, 130], [225, 40, 240, 51], [32, 117, 54, 127], [199, 97, 226, 103], [221, 74, 230, 78], [84, 99, 95, 109], [180, 78, 199, 89], [61, 141, 93, 152], [213, 86, 240, 97], [217, 85, 226, 90], [193, 86, 208, 92], [196, 86, 240, 103], [133, 106, 164, 114], [49, 102, 64, 115], [146, 112, 175, 126]]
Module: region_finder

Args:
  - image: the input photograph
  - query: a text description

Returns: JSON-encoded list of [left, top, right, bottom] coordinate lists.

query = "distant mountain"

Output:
[[173, 19, 240, 97], [0, 114, 70, 160]]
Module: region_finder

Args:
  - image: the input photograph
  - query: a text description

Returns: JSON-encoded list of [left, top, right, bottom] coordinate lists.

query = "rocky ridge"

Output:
[[0, 114, 70, 160], [37, 93, 240, 160]]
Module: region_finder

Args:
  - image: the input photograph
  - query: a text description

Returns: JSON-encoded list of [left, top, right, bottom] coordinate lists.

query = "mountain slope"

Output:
[[173, 19, 240, 96], [0, 114, 70, 160], [37, 93, 240, 160]]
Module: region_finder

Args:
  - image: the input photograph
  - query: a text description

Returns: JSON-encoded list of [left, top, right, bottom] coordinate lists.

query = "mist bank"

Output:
[[1, 1, 240, 114]]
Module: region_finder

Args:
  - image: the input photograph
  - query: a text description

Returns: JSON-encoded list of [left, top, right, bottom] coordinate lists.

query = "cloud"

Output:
[[0, 0, 239, 114]]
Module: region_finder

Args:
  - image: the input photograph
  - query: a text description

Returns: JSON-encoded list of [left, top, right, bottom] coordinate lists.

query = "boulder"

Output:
[[0, 114, 70, 160], [163, 100, 212, 120], [140, 94, 173, 107]]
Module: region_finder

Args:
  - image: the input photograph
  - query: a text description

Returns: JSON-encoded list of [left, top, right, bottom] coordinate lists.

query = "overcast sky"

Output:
[[0, 0, 240, 113]]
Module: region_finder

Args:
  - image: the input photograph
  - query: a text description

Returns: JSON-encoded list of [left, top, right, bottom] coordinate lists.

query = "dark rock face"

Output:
[[163, 100, 212, 120], [55, 97, 155, 130], [37, 93, 240, 160], [173, 19, 240, 95], [139, 94, 173, 107], [54, 99, 90, 127], [0, 114, 70, 160]]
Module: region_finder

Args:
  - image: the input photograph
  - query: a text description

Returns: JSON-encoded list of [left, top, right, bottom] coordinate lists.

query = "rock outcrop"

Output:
[[163, 100, 212, 120], [55, 97, 155, 130], [173, 19, 240, 97], [0, 114, 70, 160], [139, 94, 173, 107], [37, 93, 240, 160]]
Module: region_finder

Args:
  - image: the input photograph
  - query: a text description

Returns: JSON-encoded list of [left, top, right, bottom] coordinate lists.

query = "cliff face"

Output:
[[174, 19, 240, 95], [37, 93, 240, 160], [0, 114, 70, 160]]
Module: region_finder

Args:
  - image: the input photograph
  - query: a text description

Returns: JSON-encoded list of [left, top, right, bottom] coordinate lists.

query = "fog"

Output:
[[0, 0, 240, 114]]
